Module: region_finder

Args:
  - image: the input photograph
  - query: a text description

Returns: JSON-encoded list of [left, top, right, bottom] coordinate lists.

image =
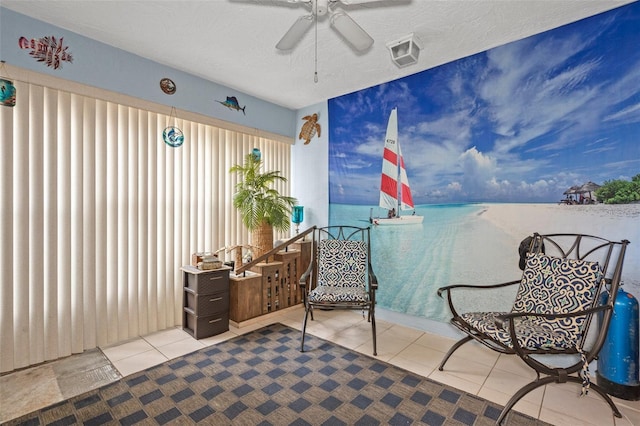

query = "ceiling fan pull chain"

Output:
[[314, 0, 319, 83]]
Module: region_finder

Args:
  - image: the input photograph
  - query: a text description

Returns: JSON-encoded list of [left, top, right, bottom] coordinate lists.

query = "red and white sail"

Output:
[[374, 108, 423, 225], [379, 108, 416, 211], [397, 142, 415, 210], [379, 108, 399, 211]]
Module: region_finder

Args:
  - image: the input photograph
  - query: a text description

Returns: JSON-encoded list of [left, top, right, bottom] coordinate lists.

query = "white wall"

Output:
[[291, 102, 330, 234]]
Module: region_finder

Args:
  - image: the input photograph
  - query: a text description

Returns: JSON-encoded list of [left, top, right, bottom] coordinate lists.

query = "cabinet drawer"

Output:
[[185, 291, 229, 316], [183, 311, 229, 339], [185, 270, 229, 294]]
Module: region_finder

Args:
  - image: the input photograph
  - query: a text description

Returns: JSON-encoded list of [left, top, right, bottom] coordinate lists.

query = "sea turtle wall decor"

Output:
[[299, 113, 321, 144]]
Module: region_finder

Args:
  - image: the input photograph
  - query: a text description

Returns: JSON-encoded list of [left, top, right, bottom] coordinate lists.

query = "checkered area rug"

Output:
[[7, 324, 549, 425]]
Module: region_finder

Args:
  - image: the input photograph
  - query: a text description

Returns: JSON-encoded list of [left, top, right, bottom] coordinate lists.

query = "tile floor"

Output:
[[1, 306, 639, 425]]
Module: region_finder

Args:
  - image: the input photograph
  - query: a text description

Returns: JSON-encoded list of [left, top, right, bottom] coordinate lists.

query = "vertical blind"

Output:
[[0, 78, 292, 373]]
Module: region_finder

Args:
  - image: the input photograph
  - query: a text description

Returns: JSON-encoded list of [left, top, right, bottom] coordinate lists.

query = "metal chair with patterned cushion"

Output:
[[437, 233, 629, 425], [300, 226, 378, 355]]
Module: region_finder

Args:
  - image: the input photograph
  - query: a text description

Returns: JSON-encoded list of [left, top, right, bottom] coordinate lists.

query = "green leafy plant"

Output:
[[230, 152, 297, 233], [595, 174, 640, 204]]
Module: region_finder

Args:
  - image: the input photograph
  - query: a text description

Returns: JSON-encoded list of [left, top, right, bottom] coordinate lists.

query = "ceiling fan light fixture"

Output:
[[330, 11, 374, 52], [276, 14, 314, 50], [387, 33, 421, 67]]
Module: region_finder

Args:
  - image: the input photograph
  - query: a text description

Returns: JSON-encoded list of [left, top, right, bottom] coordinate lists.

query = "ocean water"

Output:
[[329, 203, 640, 325], [329, 203, 520, 323]]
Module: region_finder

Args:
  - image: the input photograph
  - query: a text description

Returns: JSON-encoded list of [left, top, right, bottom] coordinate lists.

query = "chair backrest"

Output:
[[312, 226, 371, 290], [317, 240, 368, 288], [512, 233, 629, 347]]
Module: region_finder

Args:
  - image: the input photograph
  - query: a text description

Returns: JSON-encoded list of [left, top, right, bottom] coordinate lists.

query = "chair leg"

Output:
[[371, 309, 377, 356], [300, 306, 311, 352], [565, 377, 622, 418], [438, 335, 473, 371], [497, 376, 554, 425], [496, 375, 623, 425]]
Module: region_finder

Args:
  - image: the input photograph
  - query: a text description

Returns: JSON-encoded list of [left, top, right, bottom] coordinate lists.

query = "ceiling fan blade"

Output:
[[336, 0, 386, 4], [329, 11, 373, 51], [276, 14, 314, 50]]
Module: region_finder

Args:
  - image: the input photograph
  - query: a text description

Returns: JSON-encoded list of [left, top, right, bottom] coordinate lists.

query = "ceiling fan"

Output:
[[272, 0, 383, 52]]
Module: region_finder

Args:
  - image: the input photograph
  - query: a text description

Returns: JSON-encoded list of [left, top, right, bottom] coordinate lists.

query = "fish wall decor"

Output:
[[216, 96, 246, 115], [299, 113, 321, 144]]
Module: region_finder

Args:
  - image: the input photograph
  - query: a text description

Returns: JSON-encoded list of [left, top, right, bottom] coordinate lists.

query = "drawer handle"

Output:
[[209, 318, 222, 324], [209, 276, 222, 281], [209, 297, 223, 302]]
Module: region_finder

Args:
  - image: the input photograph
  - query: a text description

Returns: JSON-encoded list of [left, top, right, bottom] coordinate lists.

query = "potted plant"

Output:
[[230, 151, 297, 259]]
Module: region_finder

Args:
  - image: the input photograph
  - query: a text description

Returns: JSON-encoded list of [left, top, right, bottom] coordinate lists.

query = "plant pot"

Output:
[[252, 222, 273, 260]]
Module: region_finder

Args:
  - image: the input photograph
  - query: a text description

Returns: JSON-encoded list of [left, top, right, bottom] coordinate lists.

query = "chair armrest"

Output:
[[438, 279, 521, 319], [495, 304, 611, 325], [437, 279, 521, 297], [299, 261, 314, 289], [369, 263, 378, 291]]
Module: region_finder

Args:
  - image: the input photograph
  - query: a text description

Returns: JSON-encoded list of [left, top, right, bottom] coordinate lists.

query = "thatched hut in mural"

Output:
[[579, 181, 601, 202], [561, 181, 600, 204]]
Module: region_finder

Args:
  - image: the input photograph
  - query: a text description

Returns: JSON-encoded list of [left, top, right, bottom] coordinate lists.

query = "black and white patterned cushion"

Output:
[[460, 253, 602, 350], [308, 240, 369, 303]]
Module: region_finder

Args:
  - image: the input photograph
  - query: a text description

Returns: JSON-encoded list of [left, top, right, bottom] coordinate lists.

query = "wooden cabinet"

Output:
[[228, 249, 303, 325], [181, 266, 230, 339], [229, 272, 263, 323]]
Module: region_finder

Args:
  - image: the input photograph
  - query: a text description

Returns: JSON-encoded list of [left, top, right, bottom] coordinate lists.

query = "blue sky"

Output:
[[328, 2, 640, 205]]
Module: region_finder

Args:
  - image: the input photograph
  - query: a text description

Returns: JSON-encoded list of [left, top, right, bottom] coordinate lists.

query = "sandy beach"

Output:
[[479, 202, 640, 292]]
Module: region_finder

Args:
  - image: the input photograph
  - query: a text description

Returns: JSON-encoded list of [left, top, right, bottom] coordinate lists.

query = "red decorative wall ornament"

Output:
[[18, 36, 74, 70]]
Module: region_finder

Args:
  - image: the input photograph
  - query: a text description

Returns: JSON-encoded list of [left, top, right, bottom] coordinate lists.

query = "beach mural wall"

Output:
[[327, 2, 640, 323]]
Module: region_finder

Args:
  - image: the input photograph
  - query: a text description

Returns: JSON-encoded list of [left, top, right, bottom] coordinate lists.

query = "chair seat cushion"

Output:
[[309, 285, 369, 303], [458, 312, 582, 350], [457, 253, 602, 350]]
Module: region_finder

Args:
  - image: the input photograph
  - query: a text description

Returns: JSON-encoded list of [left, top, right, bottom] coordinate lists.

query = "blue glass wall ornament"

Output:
[[163, 106, 184, 147], [163, 126, 184, 147], [0, 78, 16, 107]]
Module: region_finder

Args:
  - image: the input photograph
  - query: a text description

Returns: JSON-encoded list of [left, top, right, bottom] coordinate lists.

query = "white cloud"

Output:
[[458, 146, 497, 194], [603, 102, 640, 124], [446, 182, 462, 192]]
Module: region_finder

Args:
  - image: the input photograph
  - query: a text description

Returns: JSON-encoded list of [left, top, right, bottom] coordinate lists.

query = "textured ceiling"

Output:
[[2, 0, 635, 109]]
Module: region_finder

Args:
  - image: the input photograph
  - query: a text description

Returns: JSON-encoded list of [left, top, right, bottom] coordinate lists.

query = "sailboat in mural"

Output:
[[370, 108, 423, 225]]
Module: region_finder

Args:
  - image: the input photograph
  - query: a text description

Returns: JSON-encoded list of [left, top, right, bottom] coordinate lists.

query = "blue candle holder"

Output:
[[291, 206, 304, 234], [251, 148, 261, 161]]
